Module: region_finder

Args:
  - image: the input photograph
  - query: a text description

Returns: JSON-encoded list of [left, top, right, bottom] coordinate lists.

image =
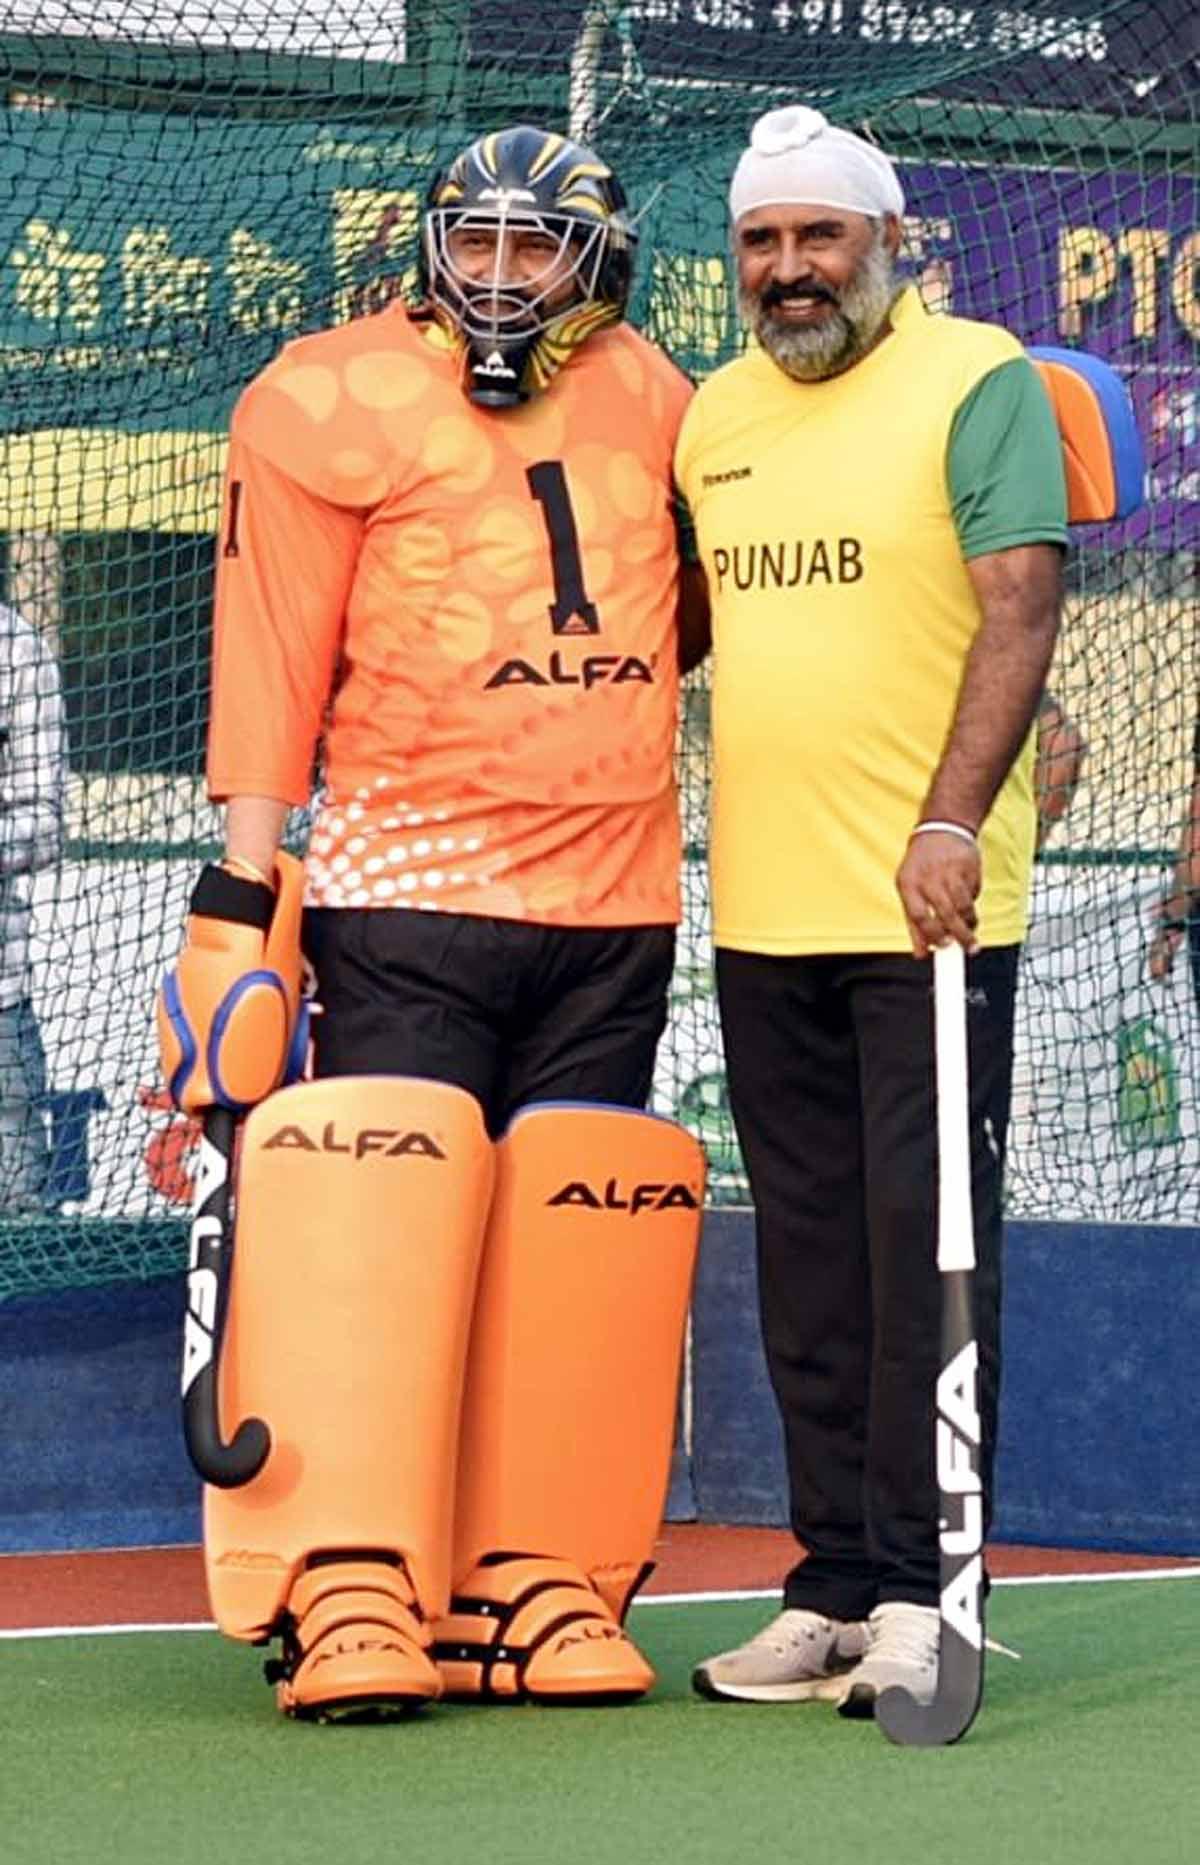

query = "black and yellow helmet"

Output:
[[422, 124, 636, 409]]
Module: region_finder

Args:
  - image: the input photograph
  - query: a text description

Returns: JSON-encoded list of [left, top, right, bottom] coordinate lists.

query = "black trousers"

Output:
[[303, 909, 675, 1138], [715, 945, 1020, 1619]]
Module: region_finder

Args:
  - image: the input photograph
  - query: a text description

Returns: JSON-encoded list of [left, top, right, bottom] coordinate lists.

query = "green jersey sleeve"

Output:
[[948, 356, 1069, 559]]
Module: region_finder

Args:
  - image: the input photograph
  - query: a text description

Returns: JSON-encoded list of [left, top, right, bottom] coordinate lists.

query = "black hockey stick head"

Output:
[[181, 1107, 272, 1489], [875, 1628, 984, 1747], [184, 1378, 271, 1489]]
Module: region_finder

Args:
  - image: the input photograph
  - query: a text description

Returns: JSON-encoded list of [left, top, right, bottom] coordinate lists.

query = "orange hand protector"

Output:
[[156, 851, 307, 1114]]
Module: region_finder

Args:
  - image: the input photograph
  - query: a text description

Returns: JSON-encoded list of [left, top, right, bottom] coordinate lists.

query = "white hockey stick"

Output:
[[876, 941, 985, 1746]]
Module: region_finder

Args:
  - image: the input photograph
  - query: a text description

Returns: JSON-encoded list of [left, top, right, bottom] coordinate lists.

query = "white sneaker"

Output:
[[821, 1601, 940, 1718], [692, 1608, 867, 1703]]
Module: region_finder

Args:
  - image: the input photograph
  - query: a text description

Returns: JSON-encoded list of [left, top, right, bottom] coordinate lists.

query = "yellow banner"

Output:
[[0, 429, 226, 531]]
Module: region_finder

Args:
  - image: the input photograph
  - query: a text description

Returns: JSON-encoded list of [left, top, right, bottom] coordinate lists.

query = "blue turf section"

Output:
[[3, 1213, 1198, 1552]]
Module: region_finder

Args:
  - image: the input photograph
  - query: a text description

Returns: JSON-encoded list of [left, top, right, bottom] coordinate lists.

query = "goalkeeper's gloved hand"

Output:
[[156, 850, 308, 1115]]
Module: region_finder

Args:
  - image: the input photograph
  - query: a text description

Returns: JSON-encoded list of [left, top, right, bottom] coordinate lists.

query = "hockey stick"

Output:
[[180, 1106, 271, 1488], [876, 941, 985, 1747]]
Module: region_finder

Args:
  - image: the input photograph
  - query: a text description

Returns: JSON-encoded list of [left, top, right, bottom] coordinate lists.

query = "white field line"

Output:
[[2, 1566, 1198, 1640], [1, 1620, 215, 1640], [637, 1568, 1200, 1606]]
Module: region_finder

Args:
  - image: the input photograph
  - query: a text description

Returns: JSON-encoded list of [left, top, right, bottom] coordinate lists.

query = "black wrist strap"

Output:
[[189, 862, 275, 931]]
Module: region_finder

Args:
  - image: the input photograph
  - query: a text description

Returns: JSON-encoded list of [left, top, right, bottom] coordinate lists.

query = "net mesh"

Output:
[[0, 1, 1197, 1295]]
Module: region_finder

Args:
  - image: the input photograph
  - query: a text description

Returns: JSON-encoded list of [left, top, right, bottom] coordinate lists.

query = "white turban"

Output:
[[729, 105, 905, 224]]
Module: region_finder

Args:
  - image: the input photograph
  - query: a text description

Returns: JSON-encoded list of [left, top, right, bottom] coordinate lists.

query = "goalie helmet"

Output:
[[422, 124, 636, 409]]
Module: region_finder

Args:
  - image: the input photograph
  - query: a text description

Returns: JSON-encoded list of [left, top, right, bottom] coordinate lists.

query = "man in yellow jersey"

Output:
[[676, 105, 1067, 1716], [157, 125, 711, 1720]]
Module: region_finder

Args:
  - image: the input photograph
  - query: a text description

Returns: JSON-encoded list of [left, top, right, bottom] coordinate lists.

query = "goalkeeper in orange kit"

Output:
[[157, 123, 709, 1721]]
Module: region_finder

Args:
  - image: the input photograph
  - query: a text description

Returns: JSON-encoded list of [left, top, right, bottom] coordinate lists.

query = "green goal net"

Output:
[[0, 1, 1196, 1296]]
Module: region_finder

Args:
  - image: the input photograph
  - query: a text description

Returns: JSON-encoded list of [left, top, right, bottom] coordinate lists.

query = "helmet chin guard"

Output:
[[463, 336, 530, 410]]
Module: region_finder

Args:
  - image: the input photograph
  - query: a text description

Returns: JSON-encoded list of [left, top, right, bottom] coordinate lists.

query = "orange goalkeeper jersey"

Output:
[[208, 304, 693, 926]]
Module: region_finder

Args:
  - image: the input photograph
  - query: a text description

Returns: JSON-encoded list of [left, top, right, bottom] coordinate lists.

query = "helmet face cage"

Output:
[[421, 127, 635, 406], [425, 203, 612, 349]]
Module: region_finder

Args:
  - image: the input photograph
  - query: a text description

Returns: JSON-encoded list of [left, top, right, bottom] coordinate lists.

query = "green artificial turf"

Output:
[[2, 1580, 1196, 1865]]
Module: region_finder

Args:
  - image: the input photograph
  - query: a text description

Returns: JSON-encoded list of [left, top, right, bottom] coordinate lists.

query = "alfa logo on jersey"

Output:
[[484, 650, 655, 690]]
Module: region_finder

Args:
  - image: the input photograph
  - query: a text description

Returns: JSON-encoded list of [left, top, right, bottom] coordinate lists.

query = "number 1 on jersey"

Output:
[[527, 460, 600, 636]]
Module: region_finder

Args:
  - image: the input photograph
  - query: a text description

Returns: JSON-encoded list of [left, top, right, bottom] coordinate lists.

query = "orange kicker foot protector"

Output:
[[201, 1075, 495, 1718], [436, 1104, 706, 1703], [268, 1556, 440, 1722], [435, 1553, 654, 1703]]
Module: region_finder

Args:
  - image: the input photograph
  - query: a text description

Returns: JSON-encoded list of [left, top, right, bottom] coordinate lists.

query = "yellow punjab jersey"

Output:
[[208, 303, 693, 926], [675, 287, 1068, 954]]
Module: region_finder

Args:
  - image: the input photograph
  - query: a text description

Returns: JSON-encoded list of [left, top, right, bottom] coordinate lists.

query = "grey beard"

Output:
[[742, 237, 897, 382]]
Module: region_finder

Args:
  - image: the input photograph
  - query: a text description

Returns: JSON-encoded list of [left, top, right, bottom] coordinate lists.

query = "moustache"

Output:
[[760, 281, 838, 310]]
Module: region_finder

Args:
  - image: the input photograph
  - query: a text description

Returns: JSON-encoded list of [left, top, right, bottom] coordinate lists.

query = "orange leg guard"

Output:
[[203, 1076, 494, 1719], [436, 1104, 705, 1703]]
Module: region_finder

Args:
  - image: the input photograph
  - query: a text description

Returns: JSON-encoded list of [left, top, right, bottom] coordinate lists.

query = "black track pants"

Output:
[[716, 946, 1019, 1619]]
